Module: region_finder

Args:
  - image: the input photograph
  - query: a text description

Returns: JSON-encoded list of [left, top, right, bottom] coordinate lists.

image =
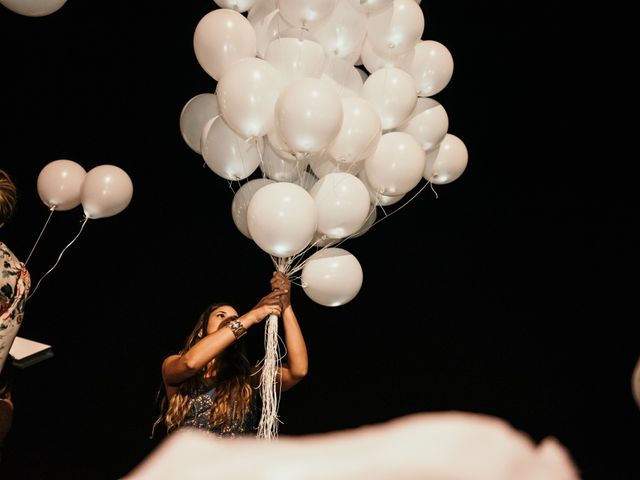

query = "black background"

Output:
[[0, 1, 636, 479]]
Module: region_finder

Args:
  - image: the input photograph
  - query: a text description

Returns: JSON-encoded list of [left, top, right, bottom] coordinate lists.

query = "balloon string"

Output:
[[370, 179, 432, 227], [428, 178, 439, 199], [252, 135, 268, 181], [288, 179, 433, 276], [24, 206, 56, 266], [226, 178, 240, 196], [26, 215, 89, 302], [282, 235, 327, 277]]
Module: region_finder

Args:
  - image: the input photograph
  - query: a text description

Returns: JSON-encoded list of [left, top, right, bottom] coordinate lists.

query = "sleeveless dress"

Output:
[[182, 382, 259, 438]]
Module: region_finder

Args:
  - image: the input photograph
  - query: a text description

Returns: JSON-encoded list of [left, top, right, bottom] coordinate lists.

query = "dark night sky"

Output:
[[0, 1, 636, 479]]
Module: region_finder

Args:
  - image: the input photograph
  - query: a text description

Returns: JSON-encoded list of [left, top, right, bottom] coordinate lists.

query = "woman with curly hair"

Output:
[[155, 271, 307, 438]]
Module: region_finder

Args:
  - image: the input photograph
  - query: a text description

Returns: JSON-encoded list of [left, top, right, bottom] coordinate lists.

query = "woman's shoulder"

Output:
[[1, 242, 24, 305], [0, 242, 22, 269], [0, 242, 16, 259]]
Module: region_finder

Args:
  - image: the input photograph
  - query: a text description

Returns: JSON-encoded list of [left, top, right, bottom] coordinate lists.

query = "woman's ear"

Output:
[[197, 319, 206, 338]]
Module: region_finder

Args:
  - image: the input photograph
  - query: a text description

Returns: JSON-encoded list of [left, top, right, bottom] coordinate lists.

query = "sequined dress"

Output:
[[183, 382, 258, 437]]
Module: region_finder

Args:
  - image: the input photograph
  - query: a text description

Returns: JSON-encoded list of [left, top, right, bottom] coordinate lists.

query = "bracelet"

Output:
[[227, 319, 247, 340]]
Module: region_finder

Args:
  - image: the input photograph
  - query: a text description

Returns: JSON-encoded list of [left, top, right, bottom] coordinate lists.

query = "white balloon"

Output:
[[309, 151, 364, 179], [274, 77, 343, 155], [310, 232, 340, 248], [0, 0, 66, 16], [217, 57, 285, 139], [366, 0, 424, 57], [36, 159, 86, 211], [423, 133, 468, 185], [402, 96, 443, 123], [201, 116, 263, 181], [81, 165, 133, 219], [301, 247, 363, 306], [213, 0, 257, 13], [247, 182, 317, 257], [309, 0, 367, 62], [359, 37, 414, 74], [350, 206, 377, 238], [348, 0, 392, 14], [179, 93, 219, 154], [261, 141, 309, 182], [248, 0, 277, 23], [361, 67, 417, 130], [267, 128, 303, 162], [276, 0, 337, 28], [328, 97, 381, 164], [398, 98, 448, 152], [308, 152, 337, 178], [249, 7, 291, 59], [293, 170, 319, 191], [309, 172, 371, 239], [357, 169, 406, 206], [231, 178, 275, 238], [407, 40, 454, 97], [200, 117, 215, 154], [193, 9, 257, 81], [265, 36, 326, 83], [321, 58, 365, 98], [364, 131, 425, 195]]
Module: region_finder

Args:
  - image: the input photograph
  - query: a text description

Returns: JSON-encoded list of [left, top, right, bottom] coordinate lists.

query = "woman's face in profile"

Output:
[[206, 305, 238, 334]]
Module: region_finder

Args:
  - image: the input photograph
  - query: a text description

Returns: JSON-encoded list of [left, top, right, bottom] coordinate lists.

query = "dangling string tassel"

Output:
[[256, 257, 287, 440], [257, 311, 282, 439]]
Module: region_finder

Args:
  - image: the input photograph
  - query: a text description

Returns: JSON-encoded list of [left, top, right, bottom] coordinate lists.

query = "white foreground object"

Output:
[[124, 411, 579, 480]]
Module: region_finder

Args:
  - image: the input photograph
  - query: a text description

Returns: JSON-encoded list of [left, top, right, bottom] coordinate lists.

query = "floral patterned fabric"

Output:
[[0, 242, 30, 372]]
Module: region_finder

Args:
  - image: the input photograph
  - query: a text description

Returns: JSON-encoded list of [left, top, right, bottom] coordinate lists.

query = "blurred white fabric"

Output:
[[633, 356, 640, 409], [124, 411, 580, 480]]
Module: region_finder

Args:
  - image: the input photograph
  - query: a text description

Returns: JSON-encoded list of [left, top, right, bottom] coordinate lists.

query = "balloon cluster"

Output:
[[36, 159, 133, 219], [0, 0, 67, 17], [179, 0, 468, 307]]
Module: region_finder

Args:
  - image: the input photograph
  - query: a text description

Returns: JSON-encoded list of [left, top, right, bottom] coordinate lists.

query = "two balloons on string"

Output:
[[36, 159, 133, 219], [22, 160, 133, 301]]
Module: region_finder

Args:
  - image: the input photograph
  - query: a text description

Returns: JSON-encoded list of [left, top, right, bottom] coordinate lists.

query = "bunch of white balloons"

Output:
[[179, 0, 468, 307], [36, 159, 133, 220], [0, 0, 67, 17]]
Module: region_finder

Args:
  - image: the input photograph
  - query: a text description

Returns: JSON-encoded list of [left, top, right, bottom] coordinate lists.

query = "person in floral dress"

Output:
[[0, 169, 30, 452]]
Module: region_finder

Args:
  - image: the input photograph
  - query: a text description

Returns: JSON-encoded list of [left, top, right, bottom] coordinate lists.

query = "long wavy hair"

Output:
[[0, 169, 17, 226], [155, 302, 256, 436]]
